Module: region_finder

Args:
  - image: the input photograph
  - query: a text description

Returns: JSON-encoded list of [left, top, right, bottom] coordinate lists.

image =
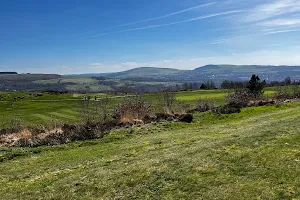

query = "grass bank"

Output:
[[0, 102, 299, 199]]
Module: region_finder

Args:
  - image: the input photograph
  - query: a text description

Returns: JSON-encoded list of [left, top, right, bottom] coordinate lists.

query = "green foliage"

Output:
[[285, 76, 292, 85], [247, 74, 266, 97], [200, 83, 208, 90]]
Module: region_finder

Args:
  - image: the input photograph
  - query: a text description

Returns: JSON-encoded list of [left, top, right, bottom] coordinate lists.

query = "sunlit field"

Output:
[[0, 88, 278, 126], [1, 102, 300, 199]]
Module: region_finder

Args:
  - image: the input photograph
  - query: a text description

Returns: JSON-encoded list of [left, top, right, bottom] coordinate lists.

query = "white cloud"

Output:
[[210, 35, 254, 45], [264, 29, 300, 35], [90, 63, 103, 66], [107, 2, 216, 29], [84, 10, 243, 38], [258, 18, 300, 27], [243, 0, 300, 22]]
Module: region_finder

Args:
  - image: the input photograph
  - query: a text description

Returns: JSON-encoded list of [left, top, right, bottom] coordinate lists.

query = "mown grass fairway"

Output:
[[0, 100, 79, 126], [1, 103, 300, 199], [0, 88, 278, 126]]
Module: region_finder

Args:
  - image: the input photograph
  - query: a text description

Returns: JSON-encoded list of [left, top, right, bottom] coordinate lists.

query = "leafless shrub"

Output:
[[194, 99, 216, 112], [168, 100, 190, 115], [112, 96, 152, 123], [225, 90, 254, 108], [156, 92, 190, 114], [275, 86, 300, 100], [213, 90, 253, 115], [158, 92, 176, 111], [78, 96, 110, 125]]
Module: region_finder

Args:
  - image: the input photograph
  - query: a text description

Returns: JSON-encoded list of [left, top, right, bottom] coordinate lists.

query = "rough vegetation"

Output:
[[112, 96, 153, 123]]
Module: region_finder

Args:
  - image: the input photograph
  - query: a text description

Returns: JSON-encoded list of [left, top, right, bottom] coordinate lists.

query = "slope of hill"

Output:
[[0, 74, 179, 93], [193, 65, 300, 81], [0, 74, 63, 91], [1, 103, 300, 199], [85, 67, 183, 80], [106, 67, 181, 78]]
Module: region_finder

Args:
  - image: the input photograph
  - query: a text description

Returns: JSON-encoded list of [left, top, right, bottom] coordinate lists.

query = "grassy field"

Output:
[[0, 88, 278, 126], [0, 102, 300, 199], [0, 92, 106, 126]]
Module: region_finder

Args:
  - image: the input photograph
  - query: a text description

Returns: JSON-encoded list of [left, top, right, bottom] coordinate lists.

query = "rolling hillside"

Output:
[[1, 65, 300, 92], [93, 65, 300, 83]]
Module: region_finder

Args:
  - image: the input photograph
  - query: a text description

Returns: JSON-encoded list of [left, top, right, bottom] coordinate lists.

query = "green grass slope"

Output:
[[0, 89, 231, 125], [0, 88, 277, 126], [1, 103, 300, 199], [104, 67, 182, 79]]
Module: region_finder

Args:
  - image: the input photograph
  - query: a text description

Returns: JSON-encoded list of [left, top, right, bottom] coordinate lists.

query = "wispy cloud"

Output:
[[243, 0, 300, 22], [84, 10, 243, 38], [90, 63, 103, 66], [210, 35, 253, 45], [106, 2, 216, 29], [89, 63, 104, 69], [210, 39, 231, 45], [263, 29, 300, 35], [258, 18, 300, 27]]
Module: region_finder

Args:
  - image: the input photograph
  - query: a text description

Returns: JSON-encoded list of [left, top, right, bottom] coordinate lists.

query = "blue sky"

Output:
[[1, 0, 300, 74]]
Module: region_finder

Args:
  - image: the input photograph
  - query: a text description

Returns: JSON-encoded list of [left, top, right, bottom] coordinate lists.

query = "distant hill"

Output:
[[84, 67, 182, 79], [83, 65, 300, 83], [0, 73, 178, 93], [192, 65, 300, 82], [106, 67, 181, 78], [1, 65, 300, 92], [0, 74, 64, 92]]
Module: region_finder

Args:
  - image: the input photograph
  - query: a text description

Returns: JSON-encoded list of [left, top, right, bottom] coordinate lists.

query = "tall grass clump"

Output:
[[0, 117, 23, 135]]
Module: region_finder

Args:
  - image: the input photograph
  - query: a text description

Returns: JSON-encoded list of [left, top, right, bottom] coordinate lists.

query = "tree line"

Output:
[[221, 76, 299, 89]]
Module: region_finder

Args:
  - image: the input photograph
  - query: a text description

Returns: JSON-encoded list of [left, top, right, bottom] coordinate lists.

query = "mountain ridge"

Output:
[[80, 65, 300, 82], [1, 64, 300, 92]]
